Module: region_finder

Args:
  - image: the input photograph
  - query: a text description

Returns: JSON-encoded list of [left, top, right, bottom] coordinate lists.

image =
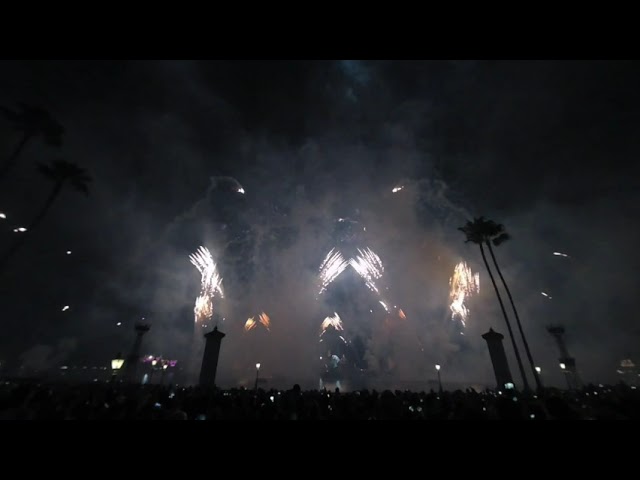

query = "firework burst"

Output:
[[449, 261, 480, 327], [189, 246, 223, 324], [318, 248, 349, 295], [320, 312, 344, 336], [349, 247, 384, 294]]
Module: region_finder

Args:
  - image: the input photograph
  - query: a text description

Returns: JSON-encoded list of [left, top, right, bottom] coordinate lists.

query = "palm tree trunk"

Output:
[[479, 243, 530, 391], [0, 132, 32, 182], [487, 241, 543, 391], [0, 181, 63, 271]]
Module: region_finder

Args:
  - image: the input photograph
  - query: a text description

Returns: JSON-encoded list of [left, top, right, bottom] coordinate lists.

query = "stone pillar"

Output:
[[199, 326, 226, 387]]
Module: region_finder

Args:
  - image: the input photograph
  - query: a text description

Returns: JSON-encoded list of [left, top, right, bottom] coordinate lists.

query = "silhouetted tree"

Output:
[[0, 103, 64, 182], [0, 159, 91, 270], [483, 219, 543, 391], [459, 217, 529, 391]]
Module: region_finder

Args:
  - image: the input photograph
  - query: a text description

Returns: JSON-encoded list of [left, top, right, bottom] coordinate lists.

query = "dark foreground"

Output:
[[1, 381, 638, 419]]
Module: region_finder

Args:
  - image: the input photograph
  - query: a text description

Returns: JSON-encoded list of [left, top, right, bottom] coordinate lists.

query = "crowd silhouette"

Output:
[[1, 381, 639, 420]]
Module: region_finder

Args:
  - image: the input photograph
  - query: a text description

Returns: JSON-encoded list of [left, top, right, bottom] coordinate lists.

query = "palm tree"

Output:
[[459, 217, 530, 391], [483, 219, 543, 391], [0, 159, 91, 271], [0, 103, 64, 182]]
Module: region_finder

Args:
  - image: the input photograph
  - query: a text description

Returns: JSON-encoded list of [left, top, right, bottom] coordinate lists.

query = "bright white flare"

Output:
[[379, 300, 390, 313], [449, 261, 480, 327], [541, 291, 552, 299], [320, 312, 344, 336], [14, 227, 27, 233], [318, 248, 349, 294], [0, 212, 6, 219], [190, 246, 223, 324], [237, 187, 245, 194], [553, 252, 569, 258], [61, 305, 70, 312], [392, 186, 404, 193]]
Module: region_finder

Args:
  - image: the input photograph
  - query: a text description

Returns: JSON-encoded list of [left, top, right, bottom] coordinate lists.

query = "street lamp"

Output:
[[435, 364, 443, 393], [559, 362, 571, 390], [255, 363, 261, 390], [111, 353, 124, 382]]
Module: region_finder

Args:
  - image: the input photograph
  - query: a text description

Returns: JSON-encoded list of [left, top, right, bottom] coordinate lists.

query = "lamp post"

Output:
[[255, 363, 261, 390], [435, 364, 443, 393], [559, 362, 571, 390], [111, 353, 124, 383]]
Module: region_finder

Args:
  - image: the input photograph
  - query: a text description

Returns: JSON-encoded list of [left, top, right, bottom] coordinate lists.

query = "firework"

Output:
[[258, 312, 271, 331], [320, 312, 344, 336], [318, 248, 349, 294], [379, 300, 390, 313], [244, 312, 271, 332], [398, 308, 406, 319], [244, 317, 257, 332], [190, 246, 223, 324], [449, 261, 480, 327], [349, 247, 384, 294]]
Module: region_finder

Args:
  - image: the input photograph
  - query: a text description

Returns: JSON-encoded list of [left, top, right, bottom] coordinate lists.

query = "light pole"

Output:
[[560, 362, 571, 390], [435, 364, 443, 393], [111, 353, 124, 383], [255, 363, 261, 390]]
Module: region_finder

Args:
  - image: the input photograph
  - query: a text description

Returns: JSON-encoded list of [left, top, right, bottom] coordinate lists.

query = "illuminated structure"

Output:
[[122, 323, 150, 383], [547, 325, 581, 390], [199, 326, 226, 387], [482, 328, 514, 390], [617, 358, 639, 387]]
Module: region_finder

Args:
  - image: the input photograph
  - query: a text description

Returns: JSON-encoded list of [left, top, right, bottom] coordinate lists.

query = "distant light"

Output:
[[535, 366, 541, 373], [541, 292, 552, 299], [553, 252, 569, 257], [559, 363, 566, 370], [598, 384, 604, 388], [435, 364, 441, 371], [14, 227, 27, 233], [60, 366, 68, 370], [256, 363, 261, 370], [116, 322, 122, 326], [530, 414, 535, 419], [61, 305, 70, 312], [237, 187, 245, 194], [163, 364, 168, 370], [392, 186, 404, 193], [111, 358, 124, 370], [632, 386, 637, 390], [66, 250, 72, 255], [0, 212, 6, 219]]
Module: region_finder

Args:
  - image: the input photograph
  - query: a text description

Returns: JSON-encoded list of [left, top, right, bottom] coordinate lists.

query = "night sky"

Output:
[[0, 60, 639, 389]]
